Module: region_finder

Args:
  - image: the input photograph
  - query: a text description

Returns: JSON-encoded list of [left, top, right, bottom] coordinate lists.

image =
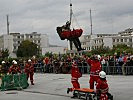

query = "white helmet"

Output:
[[13, 61, 17, 64], [2, 61, 5, 64], [97, 55, 101, 60], [28, 59, 32, 62], [99, 71, 106, 78], [12, 60, 16, 63]]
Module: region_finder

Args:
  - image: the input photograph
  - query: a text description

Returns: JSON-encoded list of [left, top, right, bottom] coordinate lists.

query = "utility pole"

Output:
[[69, 2, 73, 50], [90, 9, 92, 35], [7, 15, 9, 35]]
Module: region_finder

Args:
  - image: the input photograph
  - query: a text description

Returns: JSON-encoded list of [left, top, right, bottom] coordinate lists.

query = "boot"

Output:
[[31, 81, 34, 85], [67, 88, 70, 94]]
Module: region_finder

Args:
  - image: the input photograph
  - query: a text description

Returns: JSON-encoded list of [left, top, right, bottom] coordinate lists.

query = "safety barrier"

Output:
[[33, 63, 133, 75], [0, 73, 29, 91], [102, 66, 133, 75]]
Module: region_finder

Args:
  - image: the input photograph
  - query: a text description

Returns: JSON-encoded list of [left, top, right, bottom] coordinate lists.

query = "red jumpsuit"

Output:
[[87, 58, 102, 89], [96, 79, 109, 100], [24, 63, 34, 85], [8, 65, 21, 74], [69, 63, 82, 92]]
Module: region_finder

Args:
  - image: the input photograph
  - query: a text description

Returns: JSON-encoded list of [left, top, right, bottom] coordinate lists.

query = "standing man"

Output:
[[0, 61, 7, 76], [24, 59, 34, 85], [8, 61, 21, 74], [87, 55, 102, 89]]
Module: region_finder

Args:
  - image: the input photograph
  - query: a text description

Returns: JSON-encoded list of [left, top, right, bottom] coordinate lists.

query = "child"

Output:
[[67, 61, 82, 97]]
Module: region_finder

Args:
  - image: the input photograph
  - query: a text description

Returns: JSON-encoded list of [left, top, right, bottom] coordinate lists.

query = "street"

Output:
[[0, 73, 133, 100]]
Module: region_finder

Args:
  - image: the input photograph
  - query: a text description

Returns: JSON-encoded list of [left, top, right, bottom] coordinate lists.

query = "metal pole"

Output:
[[90, 9, 92, 35], [7, 15, 9, 35], [69, 3, 73, 50]]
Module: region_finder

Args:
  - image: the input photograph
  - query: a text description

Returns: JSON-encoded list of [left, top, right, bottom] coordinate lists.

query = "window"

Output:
[[17, 36, 20, 38], [117, 39, 119, 42], [18, 41, 20, 44], [95, 40, 96, 44], [129, 39, 132, 42], [113, 39, 115, 42], [121, 39, 123, 42], [14, 46, 16, 49], [124, 39, 127, 42], [30, 36, 33, 38], [38, 40, 40, 43]]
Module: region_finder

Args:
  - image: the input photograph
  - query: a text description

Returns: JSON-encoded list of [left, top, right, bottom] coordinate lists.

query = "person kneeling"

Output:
[[96, 71, 113, 100]]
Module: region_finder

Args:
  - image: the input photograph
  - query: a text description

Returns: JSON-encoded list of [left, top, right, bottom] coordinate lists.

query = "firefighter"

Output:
[[24, 59, 34, 85], [0, 61, 6, 77], [67, 61, 82, 97], [8, 61, 21, 74], [96, 71, 112, 100], [87, 55, 102, 89]]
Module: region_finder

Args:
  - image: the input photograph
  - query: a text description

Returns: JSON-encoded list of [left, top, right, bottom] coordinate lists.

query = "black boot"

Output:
[[67, 88, 70, 94]]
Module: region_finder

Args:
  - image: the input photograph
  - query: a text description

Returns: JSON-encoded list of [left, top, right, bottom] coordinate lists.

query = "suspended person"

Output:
[[96, 71, 113, 100], [24, 59, 34, 85], [67, 61, 82, 98], [56, 21, 84, 51], [86, 55, 102, 89]]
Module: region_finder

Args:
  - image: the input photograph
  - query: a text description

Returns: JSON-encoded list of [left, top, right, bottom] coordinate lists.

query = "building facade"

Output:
[[0, 32, 49, 57], [68, 28, 133, 51]]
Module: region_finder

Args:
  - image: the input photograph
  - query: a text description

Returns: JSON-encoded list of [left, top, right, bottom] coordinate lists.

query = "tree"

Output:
[[91, 46, 111, 55], [1, 49, 9, 58], [111, 44, 132, 55], [17, 40, 39, 57]]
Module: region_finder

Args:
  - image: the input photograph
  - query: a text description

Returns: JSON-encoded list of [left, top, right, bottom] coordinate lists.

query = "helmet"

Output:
[[2, 61, 5, 64], [97, 55, 101, 60], [28, 59, 32, 62], [99, 71, 106, 78], [12, 60, 16, 63], [13, 61, 17, 65]]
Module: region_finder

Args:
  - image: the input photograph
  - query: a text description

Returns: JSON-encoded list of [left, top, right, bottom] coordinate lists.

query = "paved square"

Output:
[[0, 74, 133, 100]]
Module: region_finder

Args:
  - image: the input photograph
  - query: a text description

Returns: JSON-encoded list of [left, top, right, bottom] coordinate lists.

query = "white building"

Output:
[[68, 28, 133, 52], [0, 32, 49, 57]]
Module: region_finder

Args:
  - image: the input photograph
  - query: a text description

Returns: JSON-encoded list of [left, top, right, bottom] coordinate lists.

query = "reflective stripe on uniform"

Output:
[[100, 87, 109, 93]]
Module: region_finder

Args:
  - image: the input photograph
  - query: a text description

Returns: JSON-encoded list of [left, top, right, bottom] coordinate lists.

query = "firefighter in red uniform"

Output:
[[96, 71, 108, 100], [8, 61, 21, 74], [87, 55, 102, 89], [67, 61, 82, 97], [24, 59, 34, 85]]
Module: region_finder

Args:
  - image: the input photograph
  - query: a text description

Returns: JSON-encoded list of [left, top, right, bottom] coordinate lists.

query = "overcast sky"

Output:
[[0, 0, 133, 46]]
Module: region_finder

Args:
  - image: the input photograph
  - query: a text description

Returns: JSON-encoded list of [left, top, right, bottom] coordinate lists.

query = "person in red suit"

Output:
[[96, 71, 109, 100], [56, 21, 84, 51], [67, 61, 82, 96], [24, 59, 34, 85], [8, 61, 21, 74], [87, 55, 102, 89]]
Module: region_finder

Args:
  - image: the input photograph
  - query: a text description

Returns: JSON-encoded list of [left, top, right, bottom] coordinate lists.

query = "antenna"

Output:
[[7, 15, 9, 35], [90, 9, 92, 35], [70, 2, 72, 24], [69, 1, 73, 50]]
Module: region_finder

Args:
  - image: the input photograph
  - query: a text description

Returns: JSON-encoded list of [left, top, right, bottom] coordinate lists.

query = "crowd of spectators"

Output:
[[0, 53, 133, 75]]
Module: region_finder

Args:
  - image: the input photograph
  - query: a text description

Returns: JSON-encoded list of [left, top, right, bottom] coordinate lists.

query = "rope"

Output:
[[72, 13, 81, 29]]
